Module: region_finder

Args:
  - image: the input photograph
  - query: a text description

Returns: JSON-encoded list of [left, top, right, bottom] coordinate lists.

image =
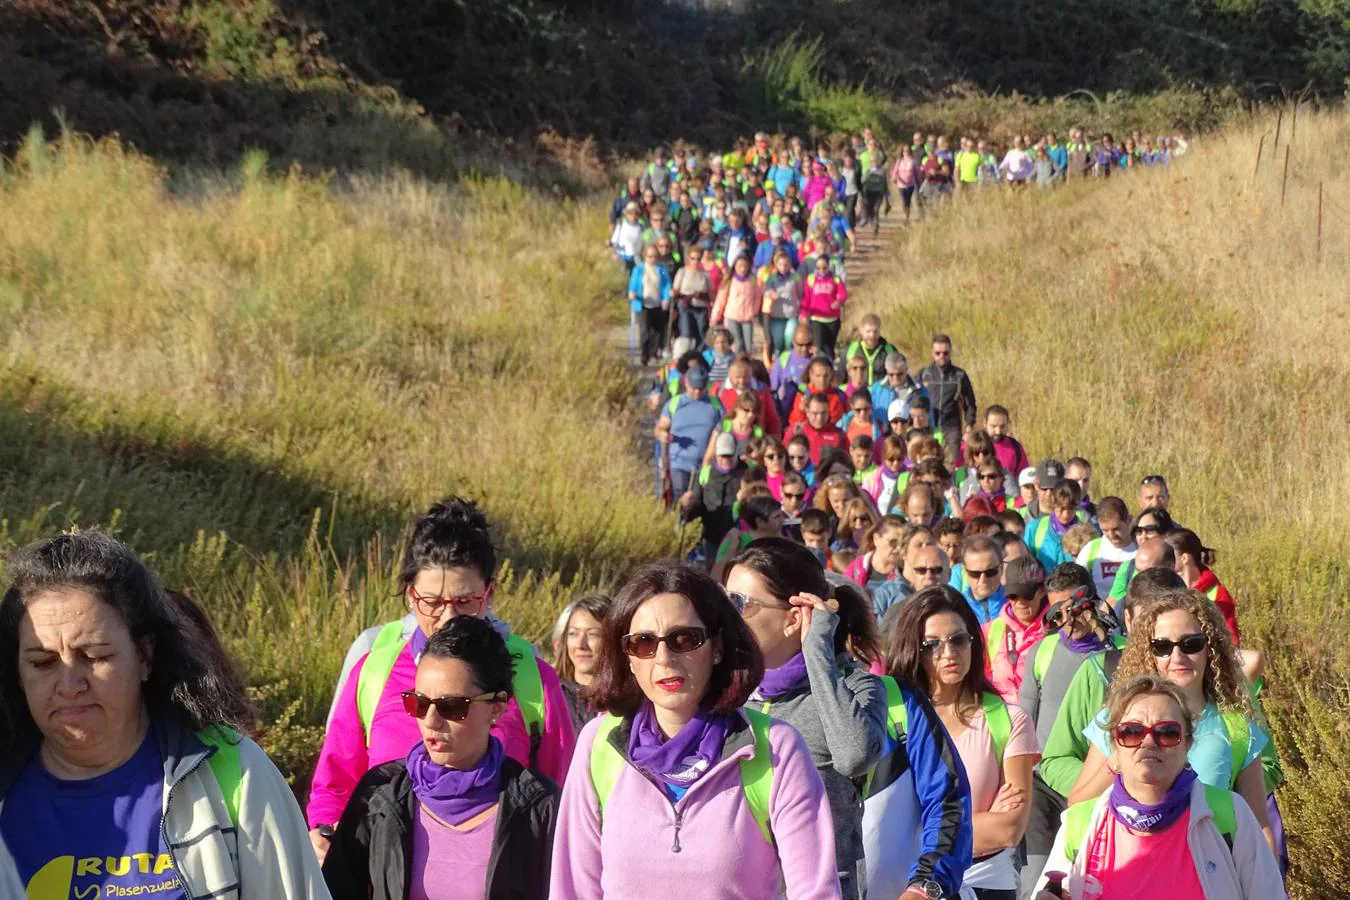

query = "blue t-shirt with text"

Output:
[[1, 731, 187, 900]]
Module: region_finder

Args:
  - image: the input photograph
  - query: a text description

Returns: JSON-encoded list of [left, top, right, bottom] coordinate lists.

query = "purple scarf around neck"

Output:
[[406, 736, 504, 825], [1049, 514, 1072, 537], [758, 651, 809, 699], [1062, 629, 1109, 654], [880, 463, 901, 479], [628, 703, 734, 788], [1109, 768, 1197, 833], [409, 626, 429, 663]]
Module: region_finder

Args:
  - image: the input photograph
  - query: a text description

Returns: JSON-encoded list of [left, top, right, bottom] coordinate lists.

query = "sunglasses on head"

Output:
[[920, 633, 972, 655], [621, 626, 709, 659], [1150, 633, 1207, 657], [1114, 720, 1185, 748], [401, 690, 502, 722], [1140, 475, 1168, 487]]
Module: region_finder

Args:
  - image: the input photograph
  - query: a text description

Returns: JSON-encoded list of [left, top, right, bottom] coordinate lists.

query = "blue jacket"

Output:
[[870, 378, 929, 429], [753, 239, 799, 273], [1024, 516, 1072, 572], [862, 682, 973, 899], [767, 165, 799, 195], [663, 394, 723, 473], [626, 263, 672, 307], [962, 584, 1006, 625]]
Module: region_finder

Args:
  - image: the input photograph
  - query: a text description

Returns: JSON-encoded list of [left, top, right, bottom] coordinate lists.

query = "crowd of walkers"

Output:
[[0, 125, 1287, 900]]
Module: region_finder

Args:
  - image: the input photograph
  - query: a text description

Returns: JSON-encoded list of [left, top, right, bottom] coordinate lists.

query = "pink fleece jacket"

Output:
[[307, 638, 575, 827], [549, 712, 842, 900], [800, 273, 847, 320]]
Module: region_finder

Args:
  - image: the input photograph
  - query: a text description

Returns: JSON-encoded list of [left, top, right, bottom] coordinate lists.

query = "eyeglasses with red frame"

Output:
[[407, 584, 492, 617]]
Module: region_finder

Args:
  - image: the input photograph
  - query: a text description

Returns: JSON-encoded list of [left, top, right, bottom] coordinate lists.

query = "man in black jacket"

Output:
[[680, 432, 747, 565], [918, 333, 976, 443]]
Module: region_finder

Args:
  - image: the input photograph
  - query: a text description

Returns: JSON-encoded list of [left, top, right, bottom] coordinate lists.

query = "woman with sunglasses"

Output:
[[861, 433, 909, 513], [833, 498, 880, 552], [323, 616, 559, 900], [1104, 507, 1176, 607], [882, 586, 1038, 900], [727, 538, 887, 898], [550, 561, 840, 899], [1067, 589, 1277, 855], [309, 497, 575, 859], [1034, 675, 1282, 899]]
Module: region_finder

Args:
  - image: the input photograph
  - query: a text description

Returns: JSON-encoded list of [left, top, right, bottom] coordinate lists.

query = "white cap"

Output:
[[1018, 467, 1037, 488], [714, 432, 738, 456], [888, 399, 909, 422]]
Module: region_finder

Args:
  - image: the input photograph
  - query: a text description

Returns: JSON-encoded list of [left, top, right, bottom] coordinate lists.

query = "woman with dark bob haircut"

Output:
[[0, 531, 327, 898], [549, 560, 842, 899]]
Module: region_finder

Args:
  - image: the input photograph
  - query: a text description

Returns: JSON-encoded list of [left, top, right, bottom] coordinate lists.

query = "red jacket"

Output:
[[786, 388, 847, 434], [716, 383, 782, 436], [792, 421, 845, 464], [1193, 567, 1240, 645]]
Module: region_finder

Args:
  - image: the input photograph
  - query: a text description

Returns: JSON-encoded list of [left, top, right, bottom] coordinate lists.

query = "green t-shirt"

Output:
[[955, 150, 982, 183]]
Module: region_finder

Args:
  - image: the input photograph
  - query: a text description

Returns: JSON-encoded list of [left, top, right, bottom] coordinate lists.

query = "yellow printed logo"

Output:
[[26, 855, 180, 899]]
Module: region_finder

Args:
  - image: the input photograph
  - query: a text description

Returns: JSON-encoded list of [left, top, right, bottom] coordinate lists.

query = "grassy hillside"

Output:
[[0, 128, 674, 778], [844, 113, 1350, 898]]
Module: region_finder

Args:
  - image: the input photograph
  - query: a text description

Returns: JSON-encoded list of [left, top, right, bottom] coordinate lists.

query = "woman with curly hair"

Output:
[[1066, 588, 1276, 854]]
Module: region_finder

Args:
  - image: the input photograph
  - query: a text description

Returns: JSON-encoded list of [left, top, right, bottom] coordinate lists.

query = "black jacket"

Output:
[[918, 362, 977, 434], [322, 756, 559, 900]]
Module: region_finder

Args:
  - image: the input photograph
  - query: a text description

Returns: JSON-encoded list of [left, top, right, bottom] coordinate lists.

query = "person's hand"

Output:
[[656, 429, 673, 444], [679, 490, 695, 509], [789, 592, 839, 631], [989, 781, 1025, 814], [944, 485, 961, 509], [309, 828, 332, 865]]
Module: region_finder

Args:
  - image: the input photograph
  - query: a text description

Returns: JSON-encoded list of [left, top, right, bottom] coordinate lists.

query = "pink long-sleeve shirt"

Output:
[[307, 637, 575, 827], [549, 712, 842, 900], [801, 272, 847, 321]]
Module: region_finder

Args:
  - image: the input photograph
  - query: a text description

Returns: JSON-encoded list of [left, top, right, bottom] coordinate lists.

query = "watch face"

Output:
[[921, 881, 944, 899]]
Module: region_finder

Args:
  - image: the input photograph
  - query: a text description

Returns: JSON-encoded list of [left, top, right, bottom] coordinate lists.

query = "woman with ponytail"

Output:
[[1163, 528, 1240, 644], [726, 537, 888, 899]]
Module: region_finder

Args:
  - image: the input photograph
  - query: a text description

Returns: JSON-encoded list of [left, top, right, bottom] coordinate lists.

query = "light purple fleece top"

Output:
[[549, 711, 842, 899]]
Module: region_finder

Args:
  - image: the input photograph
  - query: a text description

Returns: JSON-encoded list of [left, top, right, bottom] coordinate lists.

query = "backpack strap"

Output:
[[589, 714, 625, 819], [356, 621, 409, 745], [198, 727, 244, 832], [1033, 633, 1062, 685], [986, 619, 1007, 668], [1221, 709, 1251, 789], [1062, 797, 1098, 863], [739, 708, 775, 845], [505, 634, 545, 766], [981, 692, 1012, 766], [879, 675, 909, 741], [1203, 784, 1237, 850]]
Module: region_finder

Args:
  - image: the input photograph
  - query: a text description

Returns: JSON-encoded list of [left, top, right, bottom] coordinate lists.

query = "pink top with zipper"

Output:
[[712, 275, 763, 324], [800, 272, 847, 320]]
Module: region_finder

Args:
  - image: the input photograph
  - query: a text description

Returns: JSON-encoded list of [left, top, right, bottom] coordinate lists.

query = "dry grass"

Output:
[[846, 111, 1350, 897], [0, 128, 674, 779]]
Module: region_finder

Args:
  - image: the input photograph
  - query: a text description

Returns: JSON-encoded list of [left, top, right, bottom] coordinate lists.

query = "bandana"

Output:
[[628, 703, 734, 789], [1108, 768, 1197, 833], [406, 736, 504, 826], [758, 652, 809, 699]]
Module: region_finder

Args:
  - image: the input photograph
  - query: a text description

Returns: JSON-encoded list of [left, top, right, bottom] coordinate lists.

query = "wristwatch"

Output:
[[905, 880, 946, 899]]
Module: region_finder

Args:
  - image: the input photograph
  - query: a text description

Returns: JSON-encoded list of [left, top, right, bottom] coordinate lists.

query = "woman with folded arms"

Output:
[[1035, 675, 1282, 899], [323, 616, 558, 900], [550, 560, 840, 899]]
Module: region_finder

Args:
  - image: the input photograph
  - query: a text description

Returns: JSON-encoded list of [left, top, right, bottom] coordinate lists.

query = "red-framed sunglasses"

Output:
[[1113, 720, 1185, 749]]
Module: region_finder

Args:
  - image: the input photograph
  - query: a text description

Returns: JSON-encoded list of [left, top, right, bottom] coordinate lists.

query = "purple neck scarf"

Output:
[[1062, 629, 1108, 654], [881, 463, 901, 479], [1049, 514, 1072, 537], [759, 652, 809, 699], [628, 703, 734, 788], [409, 626, 429, 663], [407, 736, 504, 825], [1109, 768, 1197, 833]]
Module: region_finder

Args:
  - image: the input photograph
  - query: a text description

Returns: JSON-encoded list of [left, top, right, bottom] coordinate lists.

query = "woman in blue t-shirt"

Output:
[[0, 531, 326, 898]]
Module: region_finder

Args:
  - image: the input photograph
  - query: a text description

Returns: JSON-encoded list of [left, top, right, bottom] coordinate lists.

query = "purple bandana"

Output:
[[880, 463, 901, 479], [1109, 768, 1197, 833], [1049, 514, 1072, 537], [628, 703, 734, 788], [1062, 631, 1109, 654], [409, 626, 429, 662], [758, 652, 809, 699], [407, 736, 504, 825]]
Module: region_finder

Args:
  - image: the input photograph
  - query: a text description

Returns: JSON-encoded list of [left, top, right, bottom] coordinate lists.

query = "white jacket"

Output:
[[1034, 780, 1284, 899]]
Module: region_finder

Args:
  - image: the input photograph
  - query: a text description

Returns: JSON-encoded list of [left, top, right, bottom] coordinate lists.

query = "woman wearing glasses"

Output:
[[881, 586, 1038, 900], [551, 561, 838, 899], [308, 496, 575, 861], [1067, 589, 1277, 856], [1034, 676, 1282, 899], [726, 538, 887, 898], [323, 616, 559, 900]]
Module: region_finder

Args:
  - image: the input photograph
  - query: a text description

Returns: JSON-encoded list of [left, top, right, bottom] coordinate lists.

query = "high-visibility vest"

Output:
[[356, 621, 545, 759], [589, 709, 775, 844]]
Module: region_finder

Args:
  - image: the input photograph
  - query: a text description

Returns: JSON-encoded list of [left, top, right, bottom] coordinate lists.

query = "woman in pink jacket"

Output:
[[306, 496, 575, 861], [711, 253, 763, 356], [801, 253, 848, 360], [549, 561, 841, 899]]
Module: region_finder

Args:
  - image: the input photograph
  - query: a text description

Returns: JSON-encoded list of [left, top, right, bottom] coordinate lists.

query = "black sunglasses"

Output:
[[782, 491, 805, 500], [1133, 523, 1163, 536], [1150, 633, 1207, 657], [912, 565, 945, 576], [622, 626, 709, 659], [967, 566, 1001, 580], [401, 690, 502, 722]]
